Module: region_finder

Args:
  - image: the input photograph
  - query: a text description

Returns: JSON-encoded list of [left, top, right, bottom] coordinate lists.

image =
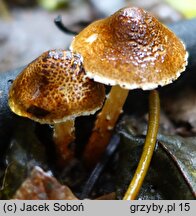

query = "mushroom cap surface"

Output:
[[9, 50, 105, 124], [70, 7, 188, 90]]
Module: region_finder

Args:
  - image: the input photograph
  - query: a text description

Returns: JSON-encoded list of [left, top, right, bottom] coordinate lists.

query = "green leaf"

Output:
[[166, 0, 196, 19], [37, 0, 69, 11]]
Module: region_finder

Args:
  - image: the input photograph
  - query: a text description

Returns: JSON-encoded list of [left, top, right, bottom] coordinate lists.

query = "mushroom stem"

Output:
[[84, 85, 129, 166], [53, 119, 75, 162], [123, 90, 160, 200]]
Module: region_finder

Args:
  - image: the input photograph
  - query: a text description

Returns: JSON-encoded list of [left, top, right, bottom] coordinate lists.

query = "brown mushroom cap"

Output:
[[70, 7, 188, 90], [9, 49, 105, 124]]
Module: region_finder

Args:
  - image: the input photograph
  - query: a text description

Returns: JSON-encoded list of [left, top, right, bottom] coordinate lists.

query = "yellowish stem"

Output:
[[84, 85, 129, 166], [123, 90, 160, 200], [53, 120, 75, 162]]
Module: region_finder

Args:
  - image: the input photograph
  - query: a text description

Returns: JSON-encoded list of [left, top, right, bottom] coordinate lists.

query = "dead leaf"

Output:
[[14, 166, 78, 200], [163, 88, 196, 133]]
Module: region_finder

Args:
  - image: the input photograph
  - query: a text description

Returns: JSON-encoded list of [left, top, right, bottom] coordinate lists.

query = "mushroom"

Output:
[[8, 49, 105, 162], [70, 7, 188, 198]]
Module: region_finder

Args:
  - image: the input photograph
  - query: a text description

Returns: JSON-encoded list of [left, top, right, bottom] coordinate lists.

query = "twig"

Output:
[[80, 134, 120, 199], [54, 15, 78, 35]]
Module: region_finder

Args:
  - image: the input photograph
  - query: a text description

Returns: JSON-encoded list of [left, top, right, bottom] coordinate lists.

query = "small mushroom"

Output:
[[8, 49, 105, 162], [71, 7, 188, 198]]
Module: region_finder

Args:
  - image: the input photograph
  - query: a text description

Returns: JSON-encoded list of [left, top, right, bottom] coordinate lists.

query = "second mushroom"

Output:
[[8, 49, 105, 163]]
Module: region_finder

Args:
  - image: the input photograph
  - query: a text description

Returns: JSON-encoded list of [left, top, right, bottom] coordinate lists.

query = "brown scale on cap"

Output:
[[71, 7, 188, 90], [9, 49, 105, 124], [70, 7, 188, 168], [71, 7, 188, 199]]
